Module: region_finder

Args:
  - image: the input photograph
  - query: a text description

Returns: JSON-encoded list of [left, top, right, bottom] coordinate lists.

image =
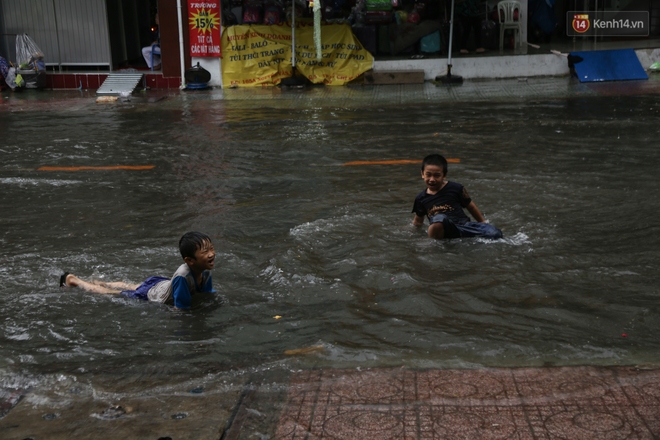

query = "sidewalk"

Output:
[[373, 46, 660, 81], [2, 365, 659, 439], [220, 73, 660, 108], [4, 73, 660, 112], [249, 366, 660, 439]]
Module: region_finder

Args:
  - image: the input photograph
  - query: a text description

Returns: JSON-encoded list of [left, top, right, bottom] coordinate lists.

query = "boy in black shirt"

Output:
[[412, 154, 503, 239]]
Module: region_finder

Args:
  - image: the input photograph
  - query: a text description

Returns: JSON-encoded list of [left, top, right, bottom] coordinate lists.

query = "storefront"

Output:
[[1, 0, 658, 89], [0, 0, 187, 88]]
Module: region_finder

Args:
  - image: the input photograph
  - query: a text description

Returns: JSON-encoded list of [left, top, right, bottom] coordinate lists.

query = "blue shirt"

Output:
[[147, 263, 215, 309]]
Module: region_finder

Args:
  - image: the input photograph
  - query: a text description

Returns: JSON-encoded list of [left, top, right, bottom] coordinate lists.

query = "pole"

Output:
[[291, 2, 296, 69], [280, 1, 306, 87], [177, 0, 187, 89], [447, 0, 455, 66], [436, 0, 463, 84], [52, 0, 63, 71]]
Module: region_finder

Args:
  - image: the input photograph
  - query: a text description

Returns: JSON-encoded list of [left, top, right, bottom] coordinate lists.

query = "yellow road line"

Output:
[[342, 159, 460, 166], [37, 165, 156, 171]]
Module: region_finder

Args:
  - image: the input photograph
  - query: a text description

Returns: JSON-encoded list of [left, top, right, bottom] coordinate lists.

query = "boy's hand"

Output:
[[412, 215, 425, 227], [466, 201, 486, 223]]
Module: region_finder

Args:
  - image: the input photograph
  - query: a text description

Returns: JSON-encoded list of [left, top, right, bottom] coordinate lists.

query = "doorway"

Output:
[[106, 0, 158, 69]]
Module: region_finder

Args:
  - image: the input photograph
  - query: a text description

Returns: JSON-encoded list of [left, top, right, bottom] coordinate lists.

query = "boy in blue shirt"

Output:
[[412, 154, 503, 240], [60, 231, 216, 309]]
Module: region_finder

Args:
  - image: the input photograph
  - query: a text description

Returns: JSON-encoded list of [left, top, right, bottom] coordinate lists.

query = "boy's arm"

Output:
[[411, 197, 426, 227], [412, 214, 425, 227], [466, 201, 487, 223], [203, 274, 215, 293]]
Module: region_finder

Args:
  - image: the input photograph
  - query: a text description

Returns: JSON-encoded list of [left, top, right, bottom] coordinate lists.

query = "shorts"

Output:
[[121, 276, 169, 301], [430, 214, 503, 239]]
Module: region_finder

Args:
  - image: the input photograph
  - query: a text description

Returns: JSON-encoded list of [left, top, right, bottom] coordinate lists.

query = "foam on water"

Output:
[[497, 232, 531, 246], [289, 213, 372, 239], [0, 177, 82, 187]]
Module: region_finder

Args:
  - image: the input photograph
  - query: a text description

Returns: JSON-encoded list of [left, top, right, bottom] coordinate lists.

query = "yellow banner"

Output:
[[221, 23, 374, 87]]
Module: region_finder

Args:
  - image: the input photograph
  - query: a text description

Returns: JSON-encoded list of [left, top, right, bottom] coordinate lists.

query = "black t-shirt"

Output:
[[412, 181, 472, 224]]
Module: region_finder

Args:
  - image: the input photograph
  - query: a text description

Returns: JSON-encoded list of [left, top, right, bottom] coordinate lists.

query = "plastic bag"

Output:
[[16, 34, 45, 71], [365, 0, 392, 11], [407, 7, 420, 23], [0, 55, 20, 89], [420, 30, 441, 53], [242, 0, 263, 23], [263, 3, 284, 24]]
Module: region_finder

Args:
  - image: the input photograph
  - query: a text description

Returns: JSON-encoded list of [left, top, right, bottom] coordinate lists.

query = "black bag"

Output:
[[480, 18, 498, 50], [440, 20, 450, 54], [222, 7, 239, 26], [440, 19, 462, 54]]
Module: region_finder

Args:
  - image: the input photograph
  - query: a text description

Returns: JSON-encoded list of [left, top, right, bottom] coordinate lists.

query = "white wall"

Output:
[[374, 53, 570, 80], [191, 57, 222, 86]]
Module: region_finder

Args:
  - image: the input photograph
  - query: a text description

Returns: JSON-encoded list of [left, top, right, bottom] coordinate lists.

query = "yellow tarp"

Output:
[[221, 23, 374, 87]]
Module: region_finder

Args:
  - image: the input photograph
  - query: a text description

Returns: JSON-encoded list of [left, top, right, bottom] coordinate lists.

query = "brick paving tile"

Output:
[[270, 366, 660, 439]]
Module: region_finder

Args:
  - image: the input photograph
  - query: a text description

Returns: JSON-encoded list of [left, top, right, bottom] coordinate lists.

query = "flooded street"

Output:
[[1, 83, 660, 436]]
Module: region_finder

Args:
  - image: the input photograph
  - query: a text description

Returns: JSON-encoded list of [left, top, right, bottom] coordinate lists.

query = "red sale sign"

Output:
[[188, 1, 222, 57]]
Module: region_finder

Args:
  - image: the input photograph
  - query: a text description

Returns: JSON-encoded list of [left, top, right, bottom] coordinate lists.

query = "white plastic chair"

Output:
[[150, 43, 161, 71], [497, 0, 522, 51]]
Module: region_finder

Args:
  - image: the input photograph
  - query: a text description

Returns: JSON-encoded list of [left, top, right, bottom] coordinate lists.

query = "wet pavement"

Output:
[[271, 366, 660, 439], [2, 72, 660, 110], [198, 72, 660, 107], [3, 366, 658, 439], [0, 374, 242, 439], [2, 76, 660, 439]]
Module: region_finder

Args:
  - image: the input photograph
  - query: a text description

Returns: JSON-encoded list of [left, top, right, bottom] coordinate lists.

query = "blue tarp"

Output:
[[570, 48, 648, 83]]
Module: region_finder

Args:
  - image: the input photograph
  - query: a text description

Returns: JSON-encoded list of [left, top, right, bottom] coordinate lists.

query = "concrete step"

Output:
[[364, 69, 425, 85]]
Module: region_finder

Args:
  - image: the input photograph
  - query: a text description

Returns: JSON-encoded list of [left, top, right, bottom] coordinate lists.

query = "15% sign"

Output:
[[188, 2, 221, 57]]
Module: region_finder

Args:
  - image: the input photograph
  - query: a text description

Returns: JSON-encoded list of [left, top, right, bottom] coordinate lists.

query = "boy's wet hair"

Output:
[[179, 231, 212, 259], [421, 154, 448, 174]]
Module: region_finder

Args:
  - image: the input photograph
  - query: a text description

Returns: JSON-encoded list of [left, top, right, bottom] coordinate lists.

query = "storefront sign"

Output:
[[221, 24, 374, 87], [188, 1, 222, 57]]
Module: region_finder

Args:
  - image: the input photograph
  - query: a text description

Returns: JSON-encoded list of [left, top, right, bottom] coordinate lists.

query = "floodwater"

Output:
[[1, 86, 660, 407]]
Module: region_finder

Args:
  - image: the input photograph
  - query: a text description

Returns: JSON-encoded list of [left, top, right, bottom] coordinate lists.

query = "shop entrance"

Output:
[[106, 0, 159, 70]]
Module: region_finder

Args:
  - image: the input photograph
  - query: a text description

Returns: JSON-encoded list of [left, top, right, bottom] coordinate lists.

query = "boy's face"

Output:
[[421, 164, 446, 192], [185, 241, 216, 272]]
